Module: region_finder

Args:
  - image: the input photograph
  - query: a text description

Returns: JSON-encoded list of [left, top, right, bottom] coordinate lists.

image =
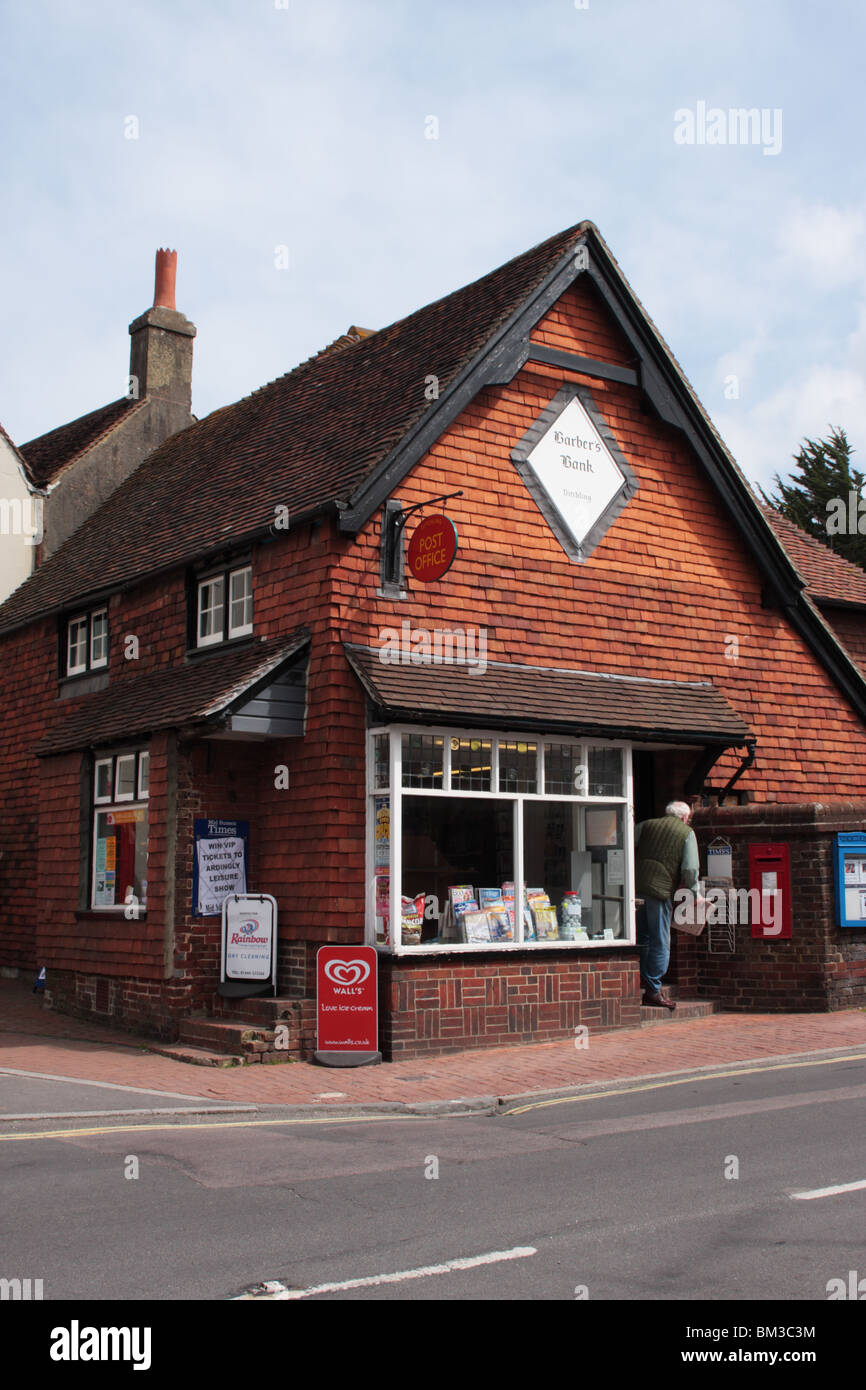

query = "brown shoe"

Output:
[[643, 991, 676, 1011]]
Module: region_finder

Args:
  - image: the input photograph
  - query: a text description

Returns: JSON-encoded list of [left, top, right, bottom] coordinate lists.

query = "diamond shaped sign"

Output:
[[511, 385, 638, 560]]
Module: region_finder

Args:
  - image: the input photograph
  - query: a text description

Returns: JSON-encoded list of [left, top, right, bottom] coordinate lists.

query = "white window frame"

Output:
[[66, 616, 89, 676], [197, 575, 226, 648], [114, 754, 137, 803], [137, 751, 150, 800], [366, 724, 634, 956], [89, 608, 108, 669], [94, 758, 114, 805], [90, 751, 150, 912], [228, 565, 253, 638]]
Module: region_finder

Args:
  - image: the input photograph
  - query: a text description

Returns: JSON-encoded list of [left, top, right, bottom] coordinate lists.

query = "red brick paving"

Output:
[[1, 979, 865, 1107]]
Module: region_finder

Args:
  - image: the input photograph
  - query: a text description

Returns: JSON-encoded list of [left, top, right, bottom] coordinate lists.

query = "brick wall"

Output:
[[378, 948, 642, 1058], [691, 801, 866, 1011]]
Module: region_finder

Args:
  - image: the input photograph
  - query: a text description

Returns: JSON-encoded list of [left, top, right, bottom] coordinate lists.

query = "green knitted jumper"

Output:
[[635, 815, 691, 902]]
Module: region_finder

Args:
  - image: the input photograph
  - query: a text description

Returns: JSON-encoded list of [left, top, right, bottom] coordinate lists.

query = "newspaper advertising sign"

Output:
[[193, 818, 249, 917]]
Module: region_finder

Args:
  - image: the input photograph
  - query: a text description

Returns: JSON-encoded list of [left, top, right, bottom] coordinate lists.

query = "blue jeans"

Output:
[[636, 897, 672, 994]]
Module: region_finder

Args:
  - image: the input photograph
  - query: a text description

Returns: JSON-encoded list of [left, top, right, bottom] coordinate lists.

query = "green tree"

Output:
[[762, 426, 866, 571]]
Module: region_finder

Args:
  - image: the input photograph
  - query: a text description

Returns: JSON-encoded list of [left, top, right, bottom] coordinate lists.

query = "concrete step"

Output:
[[147, 1042, 246, 1067], [211, 995, 316, 1026], [641, 998, 718, 1025], [178, 1018, 275, 1054]]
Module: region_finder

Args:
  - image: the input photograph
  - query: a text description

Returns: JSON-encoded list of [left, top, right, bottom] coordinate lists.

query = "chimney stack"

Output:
[[128, 248, 195, 407], [153, 248, 177, 310]]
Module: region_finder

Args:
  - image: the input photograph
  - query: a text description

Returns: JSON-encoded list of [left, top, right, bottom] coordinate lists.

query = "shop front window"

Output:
[[91, 750, 149, 911], [368, 727, 632, 951]]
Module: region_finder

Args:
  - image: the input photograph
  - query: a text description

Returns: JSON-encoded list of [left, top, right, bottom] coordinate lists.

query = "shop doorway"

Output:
[[632, 750, 658, 822], [631, 749, 690, 993]]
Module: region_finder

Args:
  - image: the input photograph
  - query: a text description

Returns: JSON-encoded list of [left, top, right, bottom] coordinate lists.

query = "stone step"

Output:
[[640, 998, 718, 1025]]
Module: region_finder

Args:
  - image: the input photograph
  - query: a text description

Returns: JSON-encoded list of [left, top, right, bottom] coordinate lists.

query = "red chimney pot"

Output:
[[153, 248, 177, 310]]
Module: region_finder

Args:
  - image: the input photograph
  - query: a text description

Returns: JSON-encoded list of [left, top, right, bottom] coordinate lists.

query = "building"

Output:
[[0, 421, 42, 604], [0, 220, 865, 1059], [17, 249, 196, 563]]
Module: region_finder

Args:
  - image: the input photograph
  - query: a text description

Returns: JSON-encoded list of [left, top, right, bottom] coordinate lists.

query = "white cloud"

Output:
[[776, 202, 866, 290]]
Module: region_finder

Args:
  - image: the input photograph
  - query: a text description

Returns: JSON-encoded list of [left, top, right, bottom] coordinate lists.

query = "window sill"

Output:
[[375, 938, 633, 956], [59, 671, 110, 699], [186, 635, 257, 660]]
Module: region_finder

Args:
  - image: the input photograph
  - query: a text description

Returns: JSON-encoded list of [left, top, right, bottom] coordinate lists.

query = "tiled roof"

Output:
[[345, 644, 753, 745], [0, 223, 587, 637], [19, 397, 142, 489], [36, 630, 309, 755], [761, 505, 866, 607], [306, 324, 375, 364]]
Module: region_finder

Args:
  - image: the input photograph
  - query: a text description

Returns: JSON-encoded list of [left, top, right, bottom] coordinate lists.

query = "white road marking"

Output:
[[239, 1246, 537, 1299], [0, 1065, 243, 1103], [790, 1178, 866, 1201]]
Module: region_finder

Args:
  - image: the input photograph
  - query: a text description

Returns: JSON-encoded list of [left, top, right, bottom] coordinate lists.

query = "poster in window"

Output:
[[93, 836, 115, 906], [606, 848, 625, 885], [585, 808, 618, 846], [193, 819, 250, 917], [374, 795, 390, 868]]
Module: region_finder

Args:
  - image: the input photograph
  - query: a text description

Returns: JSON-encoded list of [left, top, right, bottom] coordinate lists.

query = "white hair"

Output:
[[666, 800, 692, 821]]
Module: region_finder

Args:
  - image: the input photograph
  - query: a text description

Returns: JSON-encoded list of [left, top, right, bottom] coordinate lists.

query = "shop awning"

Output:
[[36, 630, 310, 755], [345, 643, 753, 746]]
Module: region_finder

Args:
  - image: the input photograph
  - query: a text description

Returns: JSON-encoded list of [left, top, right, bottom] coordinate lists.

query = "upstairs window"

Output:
[[65, 608, 108, 677], [195, 564, 253, 648]]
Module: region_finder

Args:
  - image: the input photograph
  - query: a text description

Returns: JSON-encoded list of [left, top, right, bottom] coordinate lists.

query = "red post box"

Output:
[[748, 843, 792, 939]]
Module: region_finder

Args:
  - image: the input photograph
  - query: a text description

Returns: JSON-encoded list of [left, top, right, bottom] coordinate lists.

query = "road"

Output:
[[1, 1050, 864, 1305]]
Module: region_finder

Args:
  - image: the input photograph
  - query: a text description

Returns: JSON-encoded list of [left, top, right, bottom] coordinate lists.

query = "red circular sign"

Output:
[[406, 514, 458, 583]]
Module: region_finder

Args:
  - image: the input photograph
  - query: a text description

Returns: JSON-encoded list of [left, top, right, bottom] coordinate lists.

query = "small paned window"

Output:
[[544, 743, 585, 795], [498, 741, 538, 794], [401, 733, 444, 789], [195, 564, 253, 648], [197, 576, 226, 647], [373, 733, 390, 789], [67, 618, 88, 676], [229, 566, 253, 638], [450, 737, 492, 792], [115, 754, 137, 802], [588, 747, 623, 797], [90, 610, 108, 668], [137, 751, 150, 800], [65, 609, 109, 677]]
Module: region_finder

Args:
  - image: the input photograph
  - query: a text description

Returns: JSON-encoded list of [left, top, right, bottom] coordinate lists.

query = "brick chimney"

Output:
[[128, 249, 196, 406]]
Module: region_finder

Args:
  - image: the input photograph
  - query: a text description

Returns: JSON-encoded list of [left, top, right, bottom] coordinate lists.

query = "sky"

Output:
[[1, 0, 865, 493]]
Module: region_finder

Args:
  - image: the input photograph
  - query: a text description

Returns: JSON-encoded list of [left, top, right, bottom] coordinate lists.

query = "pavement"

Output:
[[1, 977, 866, 1114]]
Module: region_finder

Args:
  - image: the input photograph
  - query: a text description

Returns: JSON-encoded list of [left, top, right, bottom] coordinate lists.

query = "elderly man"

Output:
[[634, 800, 699, 1010]]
